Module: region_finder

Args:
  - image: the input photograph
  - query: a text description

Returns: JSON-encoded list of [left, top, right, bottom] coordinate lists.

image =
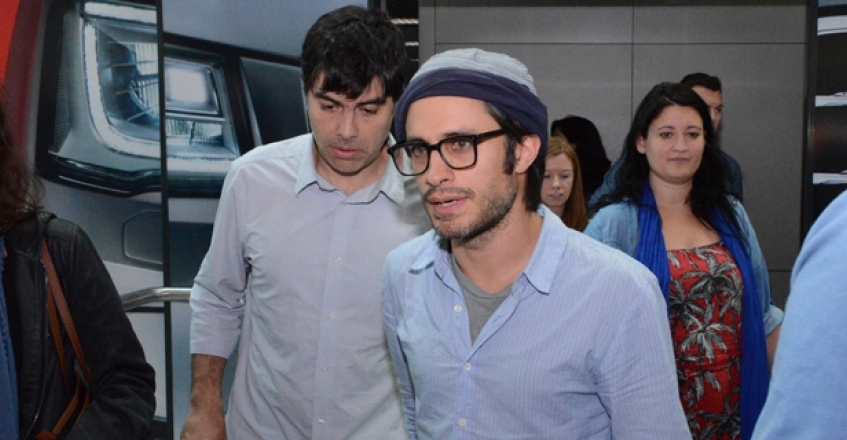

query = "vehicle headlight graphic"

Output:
[[83, 2, 236, 178]]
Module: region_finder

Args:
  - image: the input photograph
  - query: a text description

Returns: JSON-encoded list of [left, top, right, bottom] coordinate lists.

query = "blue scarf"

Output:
[[635, 183, 768, 440], [0, 235, 19, 439]]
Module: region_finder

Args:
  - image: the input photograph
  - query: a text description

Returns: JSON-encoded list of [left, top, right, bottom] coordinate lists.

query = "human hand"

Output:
[[179, 406, 226, 440]]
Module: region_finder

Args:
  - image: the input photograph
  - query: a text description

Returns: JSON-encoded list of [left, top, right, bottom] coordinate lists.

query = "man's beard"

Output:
[[431, 174, 518, 245]]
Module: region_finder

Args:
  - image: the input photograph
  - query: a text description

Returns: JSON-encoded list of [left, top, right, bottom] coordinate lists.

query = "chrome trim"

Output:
[[122, 287, 191, 311], [84, 2, 157, 25], [391, 18, 418, 25]]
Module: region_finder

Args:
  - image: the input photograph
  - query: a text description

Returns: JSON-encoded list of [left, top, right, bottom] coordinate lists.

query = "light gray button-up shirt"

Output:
[[190, 133, 430, 439]]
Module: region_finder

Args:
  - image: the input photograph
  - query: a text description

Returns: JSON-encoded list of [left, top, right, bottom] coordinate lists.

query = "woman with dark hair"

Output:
[[585, 82, 783, 440], [550, 115, 611, 202], [541, 136, 587, 231], [0, 95, 155, 439]]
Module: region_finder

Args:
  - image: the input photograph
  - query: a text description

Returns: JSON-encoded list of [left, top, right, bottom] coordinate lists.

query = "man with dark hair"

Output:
[[680, 72, 744, 200], [589, 72, 743, 210], [384, 48, 690, 439], [680, 72, 722, 100], [180, 6, 428, 439]]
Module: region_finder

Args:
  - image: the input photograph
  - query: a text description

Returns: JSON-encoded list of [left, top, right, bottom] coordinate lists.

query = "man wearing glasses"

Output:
[[382, 48, 691, 439]]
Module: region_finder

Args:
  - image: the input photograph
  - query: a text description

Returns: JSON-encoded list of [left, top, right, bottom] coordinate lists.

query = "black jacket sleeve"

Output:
[[45, 219, 156, 440]]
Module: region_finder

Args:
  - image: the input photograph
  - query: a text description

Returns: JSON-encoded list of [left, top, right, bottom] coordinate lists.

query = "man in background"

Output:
[[180, 6, 428, 439], [680, 72, 743, 200]]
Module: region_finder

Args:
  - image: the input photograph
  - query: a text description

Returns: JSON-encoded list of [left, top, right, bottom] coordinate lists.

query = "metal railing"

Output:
[[120, 286, 194, 439], [121, 287, 191, 311]]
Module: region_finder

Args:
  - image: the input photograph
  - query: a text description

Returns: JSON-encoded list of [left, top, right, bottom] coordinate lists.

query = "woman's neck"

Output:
[[649, 175, 692, 209]]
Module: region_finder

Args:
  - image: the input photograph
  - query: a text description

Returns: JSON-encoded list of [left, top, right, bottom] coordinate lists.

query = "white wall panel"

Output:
[[437, 42, 633, 157], [434, 7, 633, 44], [634, 6, 807, 44]]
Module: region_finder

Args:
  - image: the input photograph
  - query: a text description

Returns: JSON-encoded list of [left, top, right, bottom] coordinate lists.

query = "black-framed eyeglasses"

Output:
[[387, 129, 508, 177]]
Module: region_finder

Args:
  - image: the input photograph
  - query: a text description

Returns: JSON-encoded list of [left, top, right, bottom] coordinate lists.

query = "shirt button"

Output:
[[334, 256, 341, 263], [328, 312, 335, 319], [463, 362, 471, 371], [458, 418, 467, 427], [318, 419, 326, 424], [322, 367, 328, 372], [454, 304, 462, 312]]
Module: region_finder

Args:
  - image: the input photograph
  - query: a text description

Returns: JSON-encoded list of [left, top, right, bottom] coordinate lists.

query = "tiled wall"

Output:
[[419, 1, 808, 308]]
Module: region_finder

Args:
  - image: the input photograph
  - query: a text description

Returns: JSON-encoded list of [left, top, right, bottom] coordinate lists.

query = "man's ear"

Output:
[[514, 135, 542, 173]]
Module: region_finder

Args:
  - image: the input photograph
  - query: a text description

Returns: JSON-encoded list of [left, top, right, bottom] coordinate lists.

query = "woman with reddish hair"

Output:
[[541, 136, 587, 231]]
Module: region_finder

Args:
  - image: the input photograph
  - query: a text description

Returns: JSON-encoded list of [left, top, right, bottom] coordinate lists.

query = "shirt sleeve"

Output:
[[584, 207, 620, 249], [189, 164, 250, 358], [584, 203, 638, 257], [595, 270, 692, 440], [733, 200, 784, 335], [56, 221, 156, 440], [382, 253, 417, 440], [752, 192, 847, 438], [587, 156, 621, 211]]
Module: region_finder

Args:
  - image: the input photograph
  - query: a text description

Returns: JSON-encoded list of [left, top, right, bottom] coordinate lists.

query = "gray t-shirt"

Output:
[[451, 255, 512, 345]]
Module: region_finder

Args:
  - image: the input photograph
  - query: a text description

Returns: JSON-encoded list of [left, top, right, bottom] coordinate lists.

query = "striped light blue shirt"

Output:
[[383, 207, 691, 439]]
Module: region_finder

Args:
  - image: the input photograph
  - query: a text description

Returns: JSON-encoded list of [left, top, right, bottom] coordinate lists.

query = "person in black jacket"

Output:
[[550, 115, 612, 203], [0, 95, 155, 439]]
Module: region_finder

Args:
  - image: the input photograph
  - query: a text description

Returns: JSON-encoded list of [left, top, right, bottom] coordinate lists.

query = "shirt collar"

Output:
[[293, 134, 407, 204], [294, 137, 320, 194], [411, 206, 570, 297], [520, 205, 569, 295]]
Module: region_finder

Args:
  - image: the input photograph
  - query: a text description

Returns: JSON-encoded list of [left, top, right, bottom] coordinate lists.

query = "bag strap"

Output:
[[39, 238, 92, 438], [45, 283, 69, 387], [41, 239, 91, 382]]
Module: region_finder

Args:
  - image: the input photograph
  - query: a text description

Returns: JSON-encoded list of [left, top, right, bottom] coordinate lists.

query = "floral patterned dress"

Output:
[[668, 242, 743, 440]]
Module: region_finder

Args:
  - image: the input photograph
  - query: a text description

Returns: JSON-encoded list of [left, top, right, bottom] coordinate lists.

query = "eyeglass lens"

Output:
[[391, 130, 505, 176]]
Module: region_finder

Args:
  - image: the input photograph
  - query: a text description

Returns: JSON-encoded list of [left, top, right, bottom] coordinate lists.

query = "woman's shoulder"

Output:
[[5, 212, 51, 253], [724, 195, 754, 228], [6, 212, 90, 257], [595, 199, 635, 213], [43, 215, 84, 242], [584, 200, 639, 255], [589, 200, 637, 224]]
